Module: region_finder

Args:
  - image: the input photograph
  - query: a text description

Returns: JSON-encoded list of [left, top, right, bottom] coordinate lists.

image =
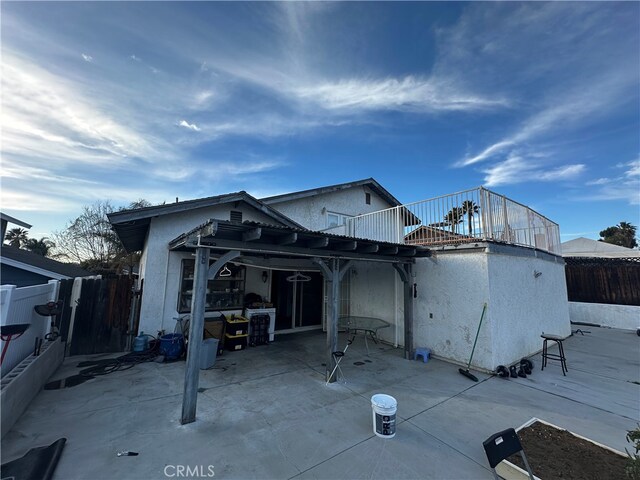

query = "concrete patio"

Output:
[[2, 326, 638, 479]]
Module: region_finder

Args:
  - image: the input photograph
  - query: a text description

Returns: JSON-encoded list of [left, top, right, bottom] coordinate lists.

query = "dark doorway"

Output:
[[271, 271, 323, 331]]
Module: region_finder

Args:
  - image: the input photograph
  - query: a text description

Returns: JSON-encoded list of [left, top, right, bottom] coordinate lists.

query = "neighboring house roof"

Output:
[[0, 213, 32, 229], [561, 237, 640, 258], [108, 191, 305, 252], [405, 225, 470, 246], [1, 245, 92, 280], [261, 178, 402, 207]]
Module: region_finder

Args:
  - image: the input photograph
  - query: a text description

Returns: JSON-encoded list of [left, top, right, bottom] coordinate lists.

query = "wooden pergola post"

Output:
[[393, 263, 414, 360], [181, 249, 240, 425], [315, 258, 352, 383]]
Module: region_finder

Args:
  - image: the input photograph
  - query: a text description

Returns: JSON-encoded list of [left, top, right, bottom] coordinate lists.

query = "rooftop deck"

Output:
[[2, 327, 637, 479], [346, 187, 561, 256]]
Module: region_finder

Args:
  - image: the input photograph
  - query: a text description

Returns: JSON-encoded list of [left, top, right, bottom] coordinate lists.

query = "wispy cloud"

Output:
[[625, 159, 640, 178], [197, 115, 350, 141], [129, 54, 141, 62], [457, 74, 635, 168], [1, 53, 165, 165], [460, 141, 515, 167], [449, 2, 638, 192], [178, 120, 201, 132], [586, 178, 613, 186], [581, 159, 640, 205], [148, 153, 286, 185], [0, 190, 79, 212], [293, 77, 508, 113], [81, 53, 93, 62], [483, 155, 585, 187]]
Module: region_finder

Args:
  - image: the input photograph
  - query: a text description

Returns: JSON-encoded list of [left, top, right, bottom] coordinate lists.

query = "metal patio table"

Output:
[[338, 316, 390, 355]]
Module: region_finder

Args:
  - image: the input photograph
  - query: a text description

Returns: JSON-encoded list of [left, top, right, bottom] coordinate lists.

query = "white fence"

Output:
[[0, 281, 59, 376], [346, 187, 561, 255]]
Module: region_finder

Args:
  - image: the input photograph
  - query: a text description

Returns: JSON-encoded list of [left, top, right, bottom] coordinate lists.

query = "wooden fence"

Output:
[[565, 257, 640, 306], [58, 276, 137, 355]]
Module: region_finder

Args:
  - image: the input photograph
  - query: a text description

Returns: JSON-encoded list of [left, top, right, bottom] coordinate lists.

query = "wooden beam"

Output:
[[328, 258, 340, 383], [313, 258, 332, 279], [182, 249, 241, 425], [335, 241, 357, 251], [182, 221, 218, 247], [358, 244, 379, 253], [397, 247, 417, 257], [242, 227, 262, 242], [277, 232, 297, 245], [392, 262, 413, 359], [392, 263, 408, 283], [308, 237, 329, 249], [200, 237, 414, 263], [339, 260, 353, 281], [208, 250, 241, 280], [399, 264, 414, 360], [181, 247, 209, 425], [201, 221, 218, 239], [379, 246, 398, 255]]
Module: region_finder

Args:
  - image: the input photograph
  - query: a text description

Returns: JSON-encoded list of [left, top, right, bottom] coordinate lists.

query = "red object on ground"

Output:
[[0, 324, 31, 366]]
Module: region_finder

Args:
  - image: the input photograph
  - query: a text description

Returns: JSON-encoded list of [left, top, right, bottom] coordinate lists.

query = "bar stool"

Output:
[[541, 333, 568, 375]]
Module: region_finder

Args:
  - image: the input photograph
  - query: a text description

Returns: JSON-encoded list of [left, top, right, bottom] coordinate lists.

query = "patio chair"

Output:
[[326, 335, 354, 385], [482, 428, 535, 480]]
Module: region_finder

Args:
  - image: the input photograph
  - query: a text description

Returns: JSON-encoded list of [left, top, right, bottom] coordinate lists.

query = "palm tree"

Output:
[[24, 237, 56, 257], [5, 227, 29, 248], [444, 207, 464, 234], [461, 200, 480, 236]]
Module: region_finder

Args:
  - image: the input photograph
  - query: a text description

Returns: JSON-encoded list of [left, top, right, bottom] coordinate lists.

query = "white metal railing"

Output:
[[0, 281, 59, 376], [345, 187, 561, 255]]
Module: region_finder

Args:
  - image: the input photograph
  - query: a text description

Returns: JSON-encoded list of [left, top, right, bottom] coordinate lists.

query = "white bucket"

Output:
[[371, 394, 397, 438]]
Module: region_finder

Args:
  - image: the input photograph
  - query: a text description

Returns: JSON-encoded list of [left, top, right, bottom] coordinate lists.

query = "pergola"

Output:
[[168, 219, 430, 424]]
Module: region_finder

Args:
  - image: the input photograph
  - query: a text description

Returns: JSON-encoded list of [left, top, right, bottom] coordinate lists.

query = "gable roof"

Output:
[[108, 191, 305, 252], [261, 178, 402, 207], [404, 225, 470, 246], [1, 245, 92, 280], [561, 237, 640, 258]]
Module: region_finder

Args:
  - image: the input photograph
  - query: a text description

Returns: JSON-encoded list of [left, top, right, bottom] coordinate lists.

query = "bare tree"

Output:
[[51, 199, 151, 273], [51, 201, 119, 268]]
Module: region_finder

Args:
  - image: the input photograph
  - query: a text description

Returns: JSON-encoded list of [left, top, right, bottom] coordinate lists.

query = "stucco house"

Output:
[[108, 178, 570, 376]]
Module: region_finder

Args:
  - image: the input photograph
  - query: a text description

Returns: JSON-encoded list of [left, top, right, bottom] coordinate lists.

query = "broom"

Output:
[[458, 303, 488, 382]]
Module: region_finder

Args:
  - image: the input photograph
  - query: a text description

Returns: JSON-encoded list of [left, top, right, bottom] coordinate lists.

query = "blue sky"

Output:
[[1, 2, 638, 241]]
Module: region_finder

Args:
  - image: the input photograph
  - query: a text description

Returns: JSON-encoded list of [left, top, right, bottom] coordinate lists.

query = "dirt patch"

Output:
[[508, 422, 626, 480]]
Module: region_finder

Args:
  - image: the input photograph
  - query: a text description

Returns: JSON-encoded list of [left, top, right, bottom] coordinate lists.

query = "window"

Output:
[[365, 192, 371, 205], [230, 210, 243, 223], [178, 260, 246, 313], [326, 211, 352, 229]]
